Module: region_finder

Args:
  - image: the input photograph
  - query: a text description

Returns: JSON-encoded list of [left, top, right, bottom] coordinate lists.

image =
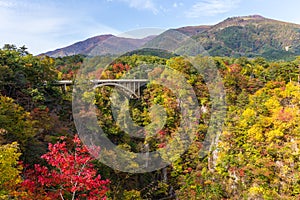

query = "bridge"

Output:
[[54, 79, 149, 98]]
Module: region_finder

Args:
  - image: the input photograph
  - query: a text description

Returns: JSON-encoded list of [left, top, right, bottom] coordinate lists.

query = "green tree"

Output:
[[0, 96, 36, 163]]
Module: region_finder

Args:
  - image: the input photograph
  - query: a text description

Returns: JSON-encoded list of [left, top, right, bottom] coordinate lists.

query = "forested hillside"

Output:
[[194, 15, 300, 60], [0, 45, 300, 199]]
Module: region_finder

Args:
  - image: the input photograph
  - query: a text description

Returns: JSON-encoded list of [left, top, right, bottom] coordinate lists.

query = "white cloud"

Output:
[[186, 0, 241, 18], [173, 2, 183, 8], [0, 0, 16, 8], [119, 0, 159, 14], [0, 1, 120, 54]]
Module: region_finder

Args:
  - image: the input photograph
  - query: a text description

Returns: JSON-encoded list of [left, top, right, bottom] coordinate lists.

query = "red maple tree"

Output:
[[21, 135, 110, 200]]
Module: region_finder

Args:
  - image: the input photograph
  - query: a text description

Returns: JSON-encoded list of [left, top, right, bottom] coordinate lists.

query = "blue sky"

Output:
[[1, 0, 300, 54]]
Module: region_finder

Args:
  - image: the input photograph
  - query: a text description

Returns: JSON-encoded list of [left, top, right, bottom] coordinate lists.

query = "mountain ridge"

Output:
[[43, 15, 300, 60], [44, 34, 155, 57], [193, 15, 300, 59]]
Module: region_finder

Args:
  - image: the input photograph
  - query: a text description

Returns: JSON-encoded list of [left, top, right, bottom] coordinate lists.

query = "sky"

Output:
[[1, 0, 300, 55]]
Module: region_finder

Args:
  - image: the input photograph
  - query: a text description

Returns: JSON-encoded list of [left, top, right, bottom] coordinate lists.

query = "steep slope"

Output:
[[44, 35, 113, 57]]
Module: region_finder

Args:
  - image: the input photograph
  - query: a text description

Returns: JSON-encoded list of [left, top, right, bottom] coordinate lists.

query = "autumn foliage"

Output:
[[20, 135, 110, 200], [2, 46, 300, 199]]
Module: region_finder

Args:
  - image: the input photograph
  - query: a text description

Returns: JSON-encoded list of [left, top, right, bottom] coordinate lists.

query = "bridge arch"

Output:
[[54, 79, 148, 98], [93, 83, 139, 98]]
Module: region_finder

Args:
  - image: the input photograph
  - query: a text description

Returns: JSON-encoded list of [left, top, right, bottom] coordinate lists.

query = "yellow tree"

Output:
[[216, 81, 300, 199], [0, 140, 22, 198]]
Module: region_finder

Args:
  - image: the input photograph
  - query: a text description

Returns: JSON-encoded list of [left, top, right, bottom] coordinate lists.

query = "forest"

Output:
[[0, 44, 300, 199]]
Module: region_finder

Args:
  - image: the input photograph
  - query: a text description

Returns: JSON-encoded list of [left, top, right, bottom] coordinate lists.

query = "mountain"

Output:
[[44, 15, 300, 60], [194, 15, 300, 59], [44, 35, 156, 57], [144, 15, 300, 60]]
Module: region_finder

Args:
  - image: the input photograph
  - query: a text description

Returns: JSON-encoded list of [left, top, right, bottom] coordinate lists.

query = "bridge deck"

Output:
[[54, 79, 149, 98], [55, 79, 149, 85]]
